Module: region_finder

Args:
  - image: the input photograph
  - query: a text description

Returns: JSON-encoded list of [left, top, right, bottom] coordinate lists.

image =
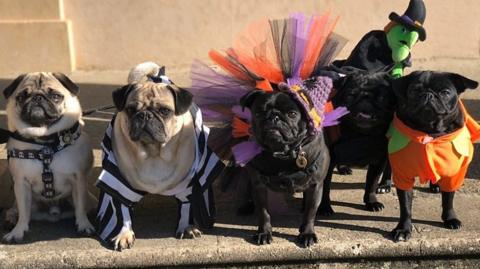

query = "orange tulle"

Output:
[[209, 13, 344, 85], [232, 117, 251, 138], [300, 13, 339, 78], [231, 18, 284, 83], [209, 50, 253, 82], [255, 79, 274, 92]]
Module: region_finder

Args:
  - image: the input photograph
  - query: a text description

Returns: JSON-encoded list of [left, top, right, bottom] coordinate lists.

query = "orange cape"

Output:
[[388, 102, 480, 192]]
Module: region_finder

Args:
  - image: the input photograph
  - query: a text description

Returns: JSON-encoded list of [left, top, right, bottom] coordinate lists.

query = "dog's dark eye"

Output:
[[440, 89, 451, 96], [50, 93, 63, 103], [287, 111, 297, 118], [345, 93, 356, 102], [125, 106, 136, 114], [158, 107, 172, 117], [15, 90, 28, 103]]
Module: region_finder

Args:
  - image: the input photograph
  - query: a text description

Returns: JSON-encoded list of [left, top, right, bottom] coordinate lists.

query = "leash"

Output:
[[82, 104, 116, 116]]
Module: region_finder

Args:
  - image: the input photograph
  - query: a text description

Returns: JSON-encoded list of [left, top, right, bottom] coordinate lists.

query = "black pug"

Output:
[[319, 70, 395, 215], [389, 71, 479, 242], [240, 86, 330, 247]]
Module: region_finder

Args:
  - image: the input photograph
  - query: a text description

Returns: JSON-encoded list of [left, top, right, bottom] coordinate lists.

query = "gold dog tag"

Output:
[[296, 151, 308, 169]]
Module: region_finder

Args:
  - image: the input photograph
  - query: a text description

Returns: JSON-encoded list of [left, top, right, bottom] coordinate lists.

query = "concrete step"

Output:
[[0, 169, 479, 268]]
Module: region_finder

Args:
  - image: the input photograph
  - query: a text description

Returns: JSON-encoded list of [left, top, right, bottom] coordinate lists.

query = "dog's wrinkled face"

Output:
[[333, 72, 395, 133], [3, 72, 79, 128], [241, 91, 307, 153], [112, 82, 193, 146], [393, 71, 478, 134]]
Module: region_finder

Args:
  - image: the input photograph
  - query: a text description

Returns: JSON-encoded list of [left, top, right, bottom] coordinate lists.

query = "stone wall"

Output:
[[0, 0, 479, 76]]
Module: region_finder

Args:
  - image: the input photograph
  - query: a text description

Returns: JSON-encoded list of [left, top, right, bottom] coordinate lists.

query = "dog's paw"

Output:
[[176, 226, 202, 239], [3, 208, 18, 231], [390, 224, 412, 242], [336, 165, 353, 175], [317, 203, 335, 216], [366, 201, 385, 212], [376, 185, 391, 194], [2, 226, 28, 243], [76, 219, 95, 236], [253, 231, 272, 245], [3, 221, 15, 232], [443, 218, 462, 230], [429, 183, 440, 194], [298, 233, 318, 248], [112, 227, 135, 251], [236, 200, 255, 216]]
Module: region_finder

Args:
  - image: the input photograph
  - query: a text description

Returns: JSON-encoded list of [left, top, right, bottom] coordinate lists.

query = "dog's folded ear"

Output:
[[391, 71, 418, 101], [333, 76, 348, 91], [112, 84, 135, 111], [52, 73, 79, 95], [3, 74, 26, 99], [446, 73, 479, 94], [240, 90, 264, 109], [167, 84, 193, 115]]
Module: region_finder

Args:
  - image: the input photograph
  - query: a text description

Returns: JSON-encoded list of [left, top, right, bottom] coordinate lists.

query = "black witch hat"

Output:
[[389, 0, 427, 41]]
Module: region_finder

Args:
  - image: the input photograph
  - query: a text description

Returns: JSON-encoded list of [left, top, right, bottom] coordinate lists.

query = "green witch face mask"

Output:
[[386, 24, 419, 62]]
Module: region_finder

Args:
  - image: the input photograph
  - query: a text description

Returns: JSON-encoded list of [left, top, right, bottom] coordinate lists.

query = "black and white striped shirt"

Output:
[[95, 105, 224, 243]]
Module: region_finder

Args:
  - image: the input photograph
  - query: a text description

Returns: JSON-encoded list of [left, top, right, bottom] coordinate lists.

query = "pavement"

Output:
[[0, 63, 479, 268]]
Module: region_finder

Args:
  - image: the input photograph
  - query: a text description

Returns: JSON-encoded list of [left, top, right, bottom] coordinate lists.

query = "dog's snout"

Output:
[[423, 92, 435, 102], [32, 95, 43, 102], [272, 115, 280, 124], [138, 111, 153, 120], [361, 91, 373, 99]]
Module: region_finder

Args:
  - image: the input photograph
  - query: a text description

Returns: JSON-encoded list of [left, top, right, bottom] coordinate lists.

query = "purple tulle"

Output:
[[323, 106, 350, 127], [190, 60, 253, 106], [290, 13, 308, 79], [200, 107, 232, 122], [232, 141, 262, 167], [231, 105, 251, 121]]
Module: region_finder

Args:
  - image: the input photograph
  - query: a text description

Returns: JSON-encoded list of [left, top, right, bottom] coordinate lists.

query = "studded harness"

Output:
[[6, 122, 81, 199]]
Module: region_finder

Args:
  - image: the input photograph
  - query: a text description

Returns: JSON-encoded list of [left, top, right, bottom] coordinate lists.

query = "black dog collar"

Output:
[[272, 134, 314, 162]]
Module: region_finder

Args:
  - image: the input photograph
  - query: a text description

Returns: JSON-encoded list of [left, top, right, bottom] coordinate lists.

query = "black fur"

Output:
[[390, 71, 478, 242], [52, 72, 80, 95], [3, 74, 26, 99], [320, 70, 395, 215], [112, 84, 134, 111], [166, 84, 193, 115], [241, 90, 329, 247], [392, 71, 478, 135]]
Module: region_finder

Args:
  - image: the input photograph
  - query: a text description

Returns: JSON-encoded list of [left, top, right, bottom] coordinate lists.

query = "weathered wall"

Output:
[[0, 0, 479, 75], [0, 0, 74, 75]]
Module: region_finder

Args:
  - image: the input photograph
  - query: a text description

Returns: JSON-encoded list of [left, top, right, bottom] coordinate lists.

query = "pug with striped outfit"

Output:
[[96, 62, 224, 250]]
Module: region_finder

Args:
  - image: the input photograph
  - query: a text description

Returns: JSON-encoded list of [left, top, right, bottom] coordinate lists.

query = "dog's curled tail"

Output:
[[127, 61, 164, 84]]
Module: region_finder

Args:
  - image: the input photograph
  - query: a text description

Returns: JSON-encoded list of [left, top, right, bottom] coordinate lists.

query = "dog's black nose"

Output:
[[32, 95, 43, 102], [361, 91, 373, 98], [138, 111, 153, 120], [271, 115, 280, 124], [424, 92, 434, 102]]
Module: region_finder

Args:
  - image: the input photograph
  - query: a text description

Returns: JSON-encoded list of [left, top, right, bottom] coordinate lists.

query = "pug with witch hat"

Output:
[[333, 0, 427, 77]]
